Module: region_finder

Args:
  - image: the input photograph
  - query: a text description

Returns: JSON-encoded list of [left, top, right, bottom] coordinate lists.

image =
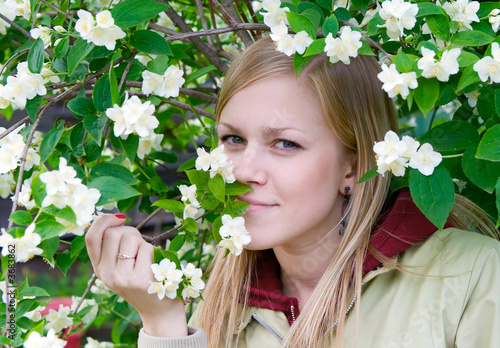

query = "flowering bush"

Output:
[[0, 0, 499, 346]]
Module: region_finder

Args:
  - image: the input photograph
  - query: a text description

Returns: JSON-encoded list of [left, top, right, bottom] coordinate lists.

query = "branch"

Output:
[[125, 81, 218, 104], [208, 1, 222, 50], [118, 51, 138, 92], [161, 4, 229, 74], [211, 0, 254, 47], [194, 0, 213, 46], [0, 117, 29, 141], [39, 0, 71, 19], [0, 13, 33, 40], [363, 36, 392, 63]]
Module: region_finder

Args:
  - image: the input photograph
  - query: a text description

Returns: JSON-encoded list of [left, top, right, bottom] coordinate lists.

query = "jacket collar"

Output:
[[243, 189, 452, 325]]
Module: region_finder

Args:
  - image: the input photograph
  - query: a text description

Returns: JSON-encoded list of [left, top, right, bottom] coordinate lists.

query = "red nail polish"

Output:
[[114, 213, 126, 219]]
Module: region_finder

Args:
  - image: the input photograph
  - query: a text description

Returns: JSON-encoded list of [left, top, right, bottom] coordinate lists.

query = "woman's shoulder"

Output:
[[402, 227, 500, 272]]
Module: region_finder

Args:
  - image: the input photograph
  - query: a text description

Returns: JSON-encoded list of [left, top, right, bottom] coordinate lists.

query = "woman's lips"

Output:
[[246, 203, 276, 213]]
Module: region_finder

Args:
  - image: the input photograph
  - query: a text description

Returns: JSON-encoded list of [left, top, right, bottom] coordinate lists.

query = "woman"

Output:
[[86, 37, 500, 347]]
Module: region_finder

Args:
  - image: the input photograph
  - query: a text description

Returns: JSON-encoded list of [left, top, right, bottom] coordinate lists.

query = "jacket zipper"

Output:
[[252, 312, 284, 343]]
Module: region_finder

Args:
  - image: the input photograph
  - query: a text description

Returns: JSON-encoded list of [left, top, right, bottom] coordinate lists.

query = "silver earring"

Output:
[[339, 186, 350, 236]]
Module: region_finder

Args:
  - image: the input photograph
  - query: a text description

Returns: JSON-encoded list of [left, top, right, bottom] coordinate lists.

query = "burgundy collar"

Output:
[[243, 189, 451, 325]]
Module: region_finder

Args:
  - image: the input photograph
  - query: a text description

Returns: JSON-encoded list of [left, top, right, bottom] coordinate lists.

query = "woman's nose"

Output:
[[230, 148, 267, 186]]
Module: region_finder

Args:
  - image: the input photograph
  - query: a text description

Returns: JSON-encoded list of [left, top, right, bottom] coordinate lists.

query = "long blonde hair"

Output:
[[196, 37, 498, 347]]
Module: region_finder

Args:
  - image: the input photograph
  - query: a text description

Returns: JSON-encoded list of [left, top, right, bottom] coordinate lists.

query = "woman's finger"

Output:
[[86, 214, 126, 266]]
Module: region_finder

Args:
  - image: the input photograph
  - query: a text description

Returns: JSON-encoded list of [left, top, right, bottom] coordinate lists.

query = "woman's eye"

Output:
[[221, 135, 244, 145], [275, 139, 300, 150]]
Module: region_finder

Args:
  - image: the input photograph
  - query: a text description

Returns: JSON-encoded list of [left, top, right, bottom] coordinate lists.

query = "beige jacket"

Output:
[[138, 228, 500, 347]]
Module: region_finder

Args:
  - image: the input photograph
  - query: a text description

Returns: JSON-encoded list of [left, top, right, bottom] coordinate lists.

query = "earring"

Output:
[[339, 186, 350, 236]]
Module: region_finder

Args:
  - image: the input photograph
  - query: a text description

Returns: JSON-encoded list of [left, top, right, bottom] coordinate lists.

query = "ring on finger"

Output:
[[117, 252, 135, 260]]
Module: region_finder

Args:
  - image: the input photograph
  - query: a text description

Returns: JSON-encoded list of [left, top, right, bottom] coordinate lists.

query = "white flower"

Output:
[[373, 130, 407, 165], [262, 7, 289, 31], [465, 90, 480, 107], [377, 64, 417, 99], [161, 66, 185, 98], [377, 156, 408, 177], [45, 304, 73, 332], [137, 133, 163, 159], [0, 172, 14, 198], [490, 9, 500, 32], [293, 31, 313, 55], [401, 135, 420, 158], [409, 143, 442, 175], [5, 0, 30, 20], [274, 33, 296, 56], [71, 297, 98, 324], [195, 147, 211, 171], [218, 215, 251, 256], [24, 305, 46, 322], [324, 27, 362, 65], [24, 329, 67, 348], [261, 0, 280, 12], [151, 259, 183, 282], [195, 145, 236, 183], [473, 42, 500, 83], [25, 148, 40, 171], [30, 25, 52, 47], [84, 337, 114, 348], [442, 0, 480, 31], [147, 281, 167, 300], [90, 278, 113, 297], [379, 0, 419, 39], [418, 47, 461, 82], [106, 95, 158, 139], [183, 203, 205, 220], [3, 75, 32, 108], [0, 85, 11, 109], [0, 224, 43, 263], [141, 70, 164, 96], [16, 62, 47, 99], [75, 10, 125, 50], [252, 1, 262, 12], [179, 184, 199, 207], [156, 12, 175, 30]]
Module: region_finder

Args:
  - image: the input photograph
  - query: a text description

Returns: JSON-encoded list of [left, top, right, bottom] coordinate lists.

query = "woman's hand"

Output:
[[85, 214, 188, 337]]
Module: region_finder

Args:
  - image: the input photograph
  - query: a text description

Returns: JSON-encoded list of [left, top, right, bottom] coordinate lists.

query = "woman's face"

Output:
[[218, 74, 356, 251]]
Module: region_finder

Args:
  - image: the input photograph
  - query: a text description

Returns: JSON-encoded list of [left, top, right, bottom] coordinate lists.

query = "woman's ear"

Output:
[[339, 152, 357, 194]]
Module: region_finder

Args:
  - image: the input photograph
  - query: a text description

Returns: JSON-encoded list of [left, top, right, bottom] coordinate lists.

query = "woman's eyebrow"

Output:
[[218, 122, 242, 133]]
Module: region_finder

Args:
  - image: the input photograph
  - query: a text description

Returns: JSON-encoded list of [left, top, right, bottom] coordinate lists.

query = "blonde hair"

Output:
[[196, 37, 498, 347]]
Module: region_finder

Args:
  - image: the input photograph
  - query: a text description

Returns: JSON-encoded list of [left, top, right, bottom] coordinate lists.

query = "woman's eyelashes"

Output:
[[274, 138, 302, 151], [220, 134, 245, 146]]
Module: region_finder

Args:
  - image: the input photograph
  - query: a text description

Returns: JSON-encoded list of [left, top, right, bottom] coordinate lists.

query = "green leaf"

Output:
[[119, 134, 139, 162], [418, 120, 480, 151], [225, 181, 252, 196], [34, 220, 68, 240], [153, 199, 185, 213], [462, 146, 500, 193], [358, 41, 375, 56], [111, 0, 170, 29], [40, 237, 59, 265], [293, 53, 314, 76], [56, 250, 74, 276], [357, 166, 380, 184], [476, 124, 500, 161], [146, 54, 170, 74], [15, 299, 38, 317], [186, 169, 209, 190], [414, 77, 440, 117], [322, 15, 339, 38], [409, 166, 455, 231], [351, 0, 370, 14], [302, 8, 321, 30], [31, 173, 46, 207], [88, 176, 141, 206], [286, 12, 316, 39], [26, 95, 43, 122], [131, 30, 172, 56], [83, 114, 107, 144], [55, 36, 69, 59], [90, 163, 137, 185], [417, 2, 442, 17], [153, 247, 180, 267], [71, 235, 86, 258], [169, 234, 186, 252], [9, 211, 33, 226], [67, 97, 97, 118], [426, 13, 450, 42], [43, 205, 77, 224], [67, 38, 94, 75], [27, 38, 45, 74], [451, 31, 494, 47], [181, 218, 198, 233], [212, 216, 222, 244], [208, 174, 225, 202], [366, 12, 384, 36], [496, 178, 500, 227], [148, 150, 178, 164], [109, 63, 118, 105], [185, 65, 218, 85], [395, 49, 413, 73], [456, 65, 481, 93], [93, 74, 113, 112], [19, 286, 50, 298], [40, 125, 64, 163], [178, 157, 196, 172], [303, 38, 325, 57], [457, 51, 480, 68]]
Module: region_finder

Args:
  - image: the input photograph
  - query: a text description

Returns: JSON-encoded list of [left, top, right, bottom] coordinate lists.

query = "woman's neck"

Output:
[[273, 230, 342, 307]]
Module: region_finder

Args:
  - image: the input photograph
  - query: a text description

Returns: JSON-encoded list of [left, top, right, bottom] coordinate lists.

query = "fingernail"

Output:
[[114, 213, 126, 219]]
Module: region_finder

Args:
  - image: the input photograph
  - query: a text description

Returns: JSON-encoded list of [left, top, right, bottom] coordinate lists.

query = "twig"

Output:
[[244, 0, 259, 24], [118, 51, 137, 92], [0, 48, 30, 76], [211, 0, 253, 46], [208, 0, 222, 50], [153, 23, 269, 42], [137, 207, 163, 231], [195, 0, 213, 46], [0, 117, 29, 141], [0, 13, 33, 40], [39, 0, 72, 19], [362, 36, 392, 62], [162, 4, 229, 74], [125, 81, 218, 104]]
